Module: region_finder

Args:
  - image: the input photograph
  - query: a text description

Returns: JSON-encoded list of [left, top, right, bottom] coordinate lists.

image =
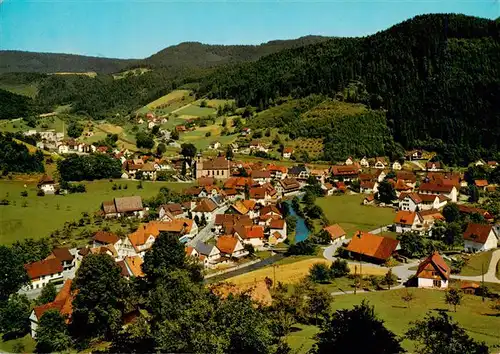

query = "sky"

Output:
[[0, 0, 498, 59]]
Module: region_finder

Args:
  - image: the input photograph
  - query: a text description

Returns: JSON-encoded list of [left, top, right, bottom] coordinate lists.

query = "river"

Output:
[[286, 200, 310, 243]]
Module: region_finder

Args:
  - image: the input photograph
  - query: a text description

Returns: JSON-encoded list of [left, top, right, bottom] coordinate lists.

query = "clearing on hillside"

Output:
[[137, 90, 192, 114], [51, 72, 97, 78], [113, 68, 151, 80]]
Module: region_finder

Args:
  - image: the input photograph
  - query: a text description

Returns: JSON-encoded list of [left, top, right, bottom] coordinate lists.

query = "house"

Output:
[[398, 193, 423, 212], [194, 242, 222, 267], [102, 196, 147, 218], [30, 279, 74, 338], [267, 164, 287, 179], [418, 183, 458, 203], [360, 181, 378, 194], [123, 256, 145, 278], [415, 252, 450, 289], [269, 219, 287, 242], [224, 177, 257, 191], [396, 171, 417, 187], [457, 205, 493, 222], [321, 183, 335, 196], [249, 187, 269, 204], [93, 231, 136, 259], [159, 203, 186, 221], [418, 209, 445, 231], [474, 179, 489, 191], [45, 248, 76, 272], [463, 223, 498, 252], [283, 148, 294, 159], [139, 162, 157, 180], [347, 232, 400, 263], [374, 157, 387, 169], [217, 235, 248, 258], [195, 155, 231, 179], [345, 157, 354, 165], [249, 140, 269, 153], [310, 169, 327, 184], [229, 142, 239, 153], [360, 157, 370, 168], [260, 205, 282, 219], [240, 127, 251, 136], [192, 198, 219, 222], [363, 194, 375, 205], [330, 165, 359, 181], [278, 178, 301, 196], [23, 258, 64, 291], [92, 230, 121, 248], [460, 281, 480, 295], [394, 179, 413, 196], [208, 141, 221, 150], [323, 224, 346, 244], [287, 165, 309, 180], [234, 225, 265, 248], [394, 210, 423, 233], [38, 174, 55, 194], [426, 161, 443, 172], [392, 161, 402, 170], [487, 161, 498, 169], [417, 193, 448, 210], [251, 170, 272, 185], [214, 214, 252, 234]]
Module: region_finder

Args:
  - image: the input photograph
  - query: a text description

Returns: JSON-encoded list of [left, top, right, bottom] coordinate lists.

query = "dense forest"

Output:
[[200, 14, 500, 163], [0, 134, 45, 173], [0, 51, 136, 74], [0, 89, 33, 120]]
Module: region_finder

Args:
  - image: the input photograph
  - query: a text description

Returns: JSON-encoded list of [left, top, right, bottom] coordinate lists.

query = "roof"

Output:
[[458, 204, 491, 218], [360, 181, 376, 189], [195, 242, 217, 256], [426, 161, 442, 169], [394, 211, 418, 225], [128, 219, 194, 250], [202, 157, 230, 170], [418, 209, 445, 221], [231, 201, 249, 215], [323, 224, 346, 240], [249, 187, 266, 199], [463, 223, 494, 244], [236, 225, 265, 239], [269, 219, 285, 229], [260, 205, 281, 216], [193, 198, 217, 213], [116, 260, 130, 277], [399, 192, 423, 204], [396, 171, 417, 183], [25, 258, 63, 280], [141, 162, 156, 172], [124, 256, 144, 277], [197, 177, 216, 186], [49, 248, 74, 262], [330, 165, 359, 176], [215, 214, 251, 226], [347, 232, 400, 261], [114, 196, 143, 213], [38, 174, 54, 186], [460, 281, 480, 289], [33, 279, 74, 320], [159, 203, 184, 216], [217, 235, 240, 255], [280, 178, 300, 190], [267, 164, 288, 174], [251, 170, 271, 179], [419, 182, 455, 193], [288, 165, 308, 175], [474, 180, 489, 187], [395, 179, 412, 191], [416, 252, 450, 280], [93, 231, 120, 245], [102, 201, 117, 214], [224, 177, 256, 190]]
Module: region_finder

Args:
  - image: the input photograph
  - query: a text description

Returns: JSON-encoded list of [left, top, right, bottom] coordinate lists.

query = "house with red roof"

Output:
[[360, 181, 379, 194], [30, 279, 74, 338], [38, 174, 55, 194], [415, 252, 450, 289], [269, 219, 287, 242], [24, 258, 64, 291], [418, 182, 458, 203], [234, 225, 266, 248], [474, 179, 489, 191], [398, 193, 423, 212], [463, 223, 498, 252], [426, 161, 443, 172], [217, 235, 248, 259], [394, 210, 423, 233], [323, 224, 347, 244], [283, 147, 294, 159], [346, 232, 400, 264]]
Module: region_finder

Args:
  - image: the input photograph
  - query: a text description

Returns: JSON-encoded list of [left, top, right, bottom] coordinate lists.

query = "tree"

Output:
[[468, 185, 479, 203], [71, 253, 126, 341], [180, 143, 197, 160], [143, 232, 203, 284], [406, 311, 488, 354], [313, 300, 403, 354], [222, 117, 227, 127], [36, 281, 57, 305], [302, 190, 316, 205], [67, 121, 84, 138], [383, 269, 397, 289], [311, 230, 332, 245], [376, 181, 396, 204], [445, 222, 463, 247], [170, 129, 179, 140], [35, 309, 72, 353], [0, 294, 31, 336], [443, 203, 460, 223], [286, 240, 317, 256], [200, 100, 207, 108], [156, 142, 166, 156], [135, 132, 155, 149], [0, 245, 28, 301], [226, 145, 234, 160], [398, 231, 430, 258], [309, 263, 331, 283], [401, 290, 415, 308], [307, 287, 332, 324], [445, 288, 463, 312], [244, 243, 255, 256], [330, 259, 350, 278], [151, 125, 160, 136]]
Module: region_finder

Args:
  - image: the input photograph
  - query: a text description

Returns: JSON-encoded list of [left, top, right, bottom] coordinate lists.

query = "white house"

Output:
[[283, 147, 294, 159], [235, 225, 266, 249], [392, 161, 402, 170], [22, 258, 64, 291], [269, 219, 287, 241], [374, 157, 387, 169], [360, 157, 370, 168], [394, 210, 423, 234], [194, 242, 222, 268], [416, 252, 450, 289], [360, 181, 378, 194], [216, 235, 249, 259], [419, 183, 458, 203], [463, 223, 498, 252], [323, 224, 347, 245], [345, 157, 354, 165], [192, 198, 219, 222], [398, 193, 422, 212], [38, 174, 56, 194], [209, 141, 222, 150]]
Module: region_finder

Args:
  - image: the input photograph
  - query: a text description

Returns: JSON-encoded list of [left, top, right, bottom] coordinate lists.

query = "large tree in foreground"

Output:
[[406, 311, 488, 354], [71, 253, 126, 342], [0, 245, 28, 301], [312, 300, 403, 354], [35, 309, 72, 353]]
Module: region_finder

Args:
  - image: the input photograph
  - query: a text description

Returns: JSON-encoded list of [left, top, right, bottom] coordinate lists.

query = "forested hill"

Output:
[[0, 51, 137, 74], [140, 36, 330, 68], [199, 14, 500, 163]]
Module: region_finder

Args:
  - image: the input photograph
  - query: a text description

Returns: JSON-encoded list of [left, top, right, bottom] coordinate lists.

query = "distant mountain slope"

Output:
[[0, 51, 137, 74], [139, 36, 330, 68], [200, 14, 500, 163]]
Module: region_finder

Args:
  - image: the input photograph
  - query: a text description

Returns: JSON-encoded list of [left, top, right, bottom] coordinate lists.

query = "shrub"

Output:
[[37, 190, 45, 197], [20, 191, 28, 197], [330, 259, 350, 278], [309, 263, 331, 283]]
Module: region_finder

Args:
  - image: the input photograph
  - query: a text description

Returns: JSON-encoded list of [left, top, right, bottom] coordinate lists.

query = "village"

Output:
[[22, 148, 500, 344]]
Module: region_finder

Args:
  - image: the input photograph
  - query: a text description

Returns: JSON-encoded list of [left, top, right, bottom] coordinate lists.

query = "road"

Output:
[[187, 206, 228, 246], [451, 249, 500, 283]]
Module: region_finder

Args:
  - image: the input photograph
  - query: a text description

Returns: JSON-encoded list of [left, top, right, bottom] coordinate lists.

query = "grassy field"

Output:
[[175, 104, 216, 117], [224, 257, 386, 287], [0, 180, 191, 245], [460, 250, 494, 276], [286, 288, 500, 353], [0, 333, 36, 353], [113, 68, 151, 80], [316, 195, 396, 237], [137, 90, 191, 114], [0, 83, 38, 98], [52, 72, 97, 78]]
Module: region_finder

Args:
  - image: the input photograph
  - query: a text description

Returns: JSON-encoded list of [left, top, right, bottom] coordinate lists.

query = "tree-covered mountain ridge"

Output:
[[0, 36, 330, 74], [200, 14, 500, 163]]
